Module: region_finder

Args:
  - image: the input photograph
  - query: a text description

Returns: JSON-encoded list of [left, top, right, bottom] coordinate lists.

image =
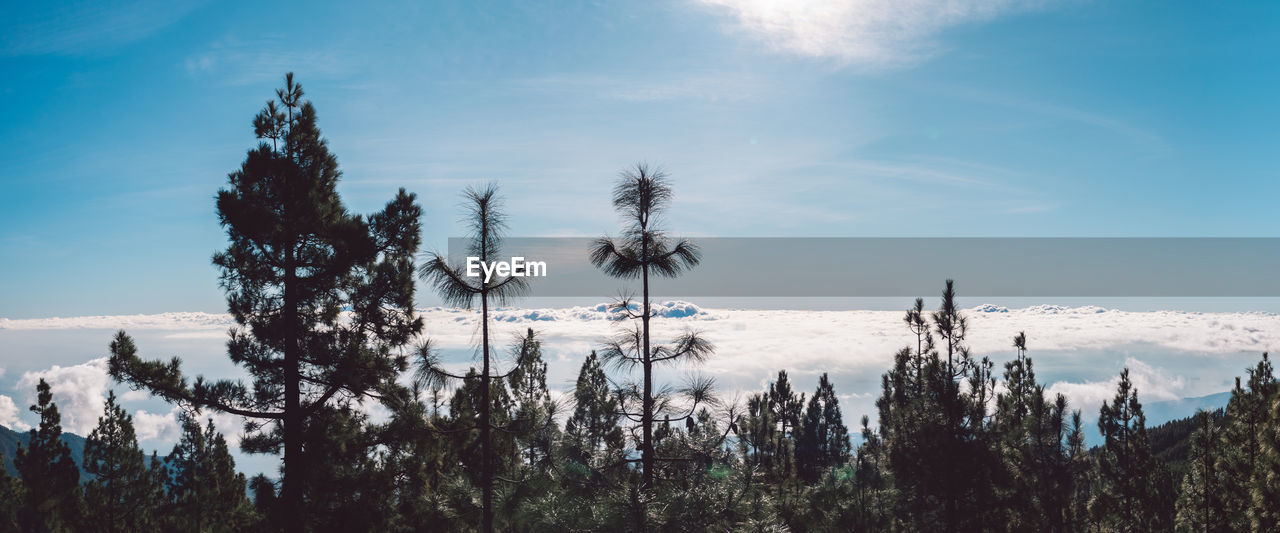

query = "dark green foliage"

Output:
[[992, 333, 1075, 532], [563, 350, 625, 473], [64, 83, 1280, 530], [0, 445, 20, 531], [508, 328, 559, 469], [417, 184, 528, 533], [1174, 410, 1227, 533], [83, 391, 156, 533], [1248, 353, 1280, 531], [766, 370, 803, 485], [107, 73, 423, 532], [1217, 352, 1276, 531], [299, 405, 395, 532], [796, 373, 851, 482], [167, 412, 257, 532], [15, 379, 83, 532], [1149, 409, 1221, 482], [1092, 368, 1175, 532]]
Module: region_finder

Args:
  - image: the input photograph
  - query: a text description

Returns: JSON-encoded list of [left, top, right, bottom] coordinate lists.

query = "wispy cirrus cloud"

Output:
[[1, 0, 207, 56], [513, 72, 764, 103], [183, 35, 359, 86], [695, 0, 1051, 68]]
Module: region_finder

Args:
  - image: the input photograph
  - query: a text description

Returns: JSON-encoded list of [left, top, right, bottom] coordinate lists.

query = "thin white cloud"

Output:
[[183, 35, 358, 86], [0, 311, 232, 331], [695, 0, 1050, 68], [515, 73, 762, 103], [1, 0, 207, 56]]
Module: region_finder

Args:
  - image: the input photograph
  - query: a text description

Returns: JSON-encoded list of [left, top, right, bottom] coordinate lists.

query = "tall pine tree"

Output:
[[796, 373, 850, 482], [590, 163, 710, 489], [1092, 368, 1174, 532], [417, 184, 528, 533], [1174, 409, 1226, 533], [83, 391, 154, 533], [167, 412, 256, 532], [108, 73, 423, 532], [1219, 352, 1276, 531], [15, 379, 83, 532]]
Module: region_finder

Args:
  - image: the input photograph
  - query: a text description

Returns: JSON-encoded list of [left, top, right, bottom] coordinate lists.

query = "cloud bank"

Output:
[[4, 302, 1276, 446], [696, 0, 1049, 67]]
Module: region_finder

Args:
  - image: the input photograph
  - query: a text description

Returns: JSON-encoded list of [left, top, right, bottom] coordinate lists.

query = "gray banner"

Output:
[[445, 238, 1280, 297]]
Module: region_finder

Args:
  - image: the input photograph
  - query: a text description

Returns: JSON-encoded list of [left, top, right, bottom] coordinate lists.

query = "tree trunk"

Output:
[[283, 244, 303, 533], [641, 263, 653, 489], [481, 292, 494, 533]]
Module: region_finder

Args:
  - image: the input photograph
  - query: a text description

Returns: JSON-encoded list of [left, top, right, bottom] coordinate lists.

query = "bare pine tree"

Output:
[[590, 163, 715, 490], [417, 184, 529, 533]]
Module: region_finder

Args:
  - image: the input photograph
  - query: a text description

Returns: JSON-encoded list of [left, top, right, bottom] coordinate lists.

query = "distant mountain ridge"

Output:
[[1144, 390, 1234, 427], [0, 423, 91, 483]]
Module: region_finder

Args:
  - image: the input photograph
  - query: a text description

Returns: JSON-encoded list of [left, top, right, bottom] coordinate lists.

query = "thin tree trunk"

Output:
[[283, 242, 303, 533], [641, 262, 653, 490], [481, 292, 494, 533]]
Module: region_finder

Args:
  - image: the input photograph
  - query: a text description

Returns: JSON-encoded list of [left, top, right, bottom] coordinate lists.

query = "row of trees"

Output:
[[4, 74, 1278, 531], [0, 382, 254, 531], [7, 300, 1280, 531]]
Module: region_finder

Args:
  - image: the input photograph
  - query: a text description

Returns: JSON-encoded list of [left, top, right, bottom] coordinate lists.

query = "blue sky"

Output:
[[4, 0, 1280, 317]]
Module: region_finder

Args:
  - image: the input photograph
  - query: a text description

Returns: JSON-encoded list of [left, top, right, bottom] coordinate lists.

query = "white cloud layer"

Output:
[[4, 302, 1276, 446], [0, 311, 233, 331], [696, 0, 1048, 67]]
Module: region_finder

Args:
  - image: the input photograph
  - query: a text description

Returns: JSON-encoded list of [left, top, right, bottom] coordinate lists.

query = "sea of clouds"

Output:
[[2, 302, 1277, 475]]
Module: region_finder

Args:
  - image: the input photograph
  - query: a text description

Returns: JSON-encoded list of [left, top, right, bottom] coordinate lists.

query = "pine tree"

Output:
[[740, 392, 776, 471], [994, 332, 1073, 532], [1218, 352, 1276, 531], [1066, 409, 1092, 530], [441, 367, 519, 525], [852, 415, 890, 531], [0, 447, 20, 531], [796, 373, 850, 482], [590, 163, 710, 488], [1174, 410, 1227, 533], [767, 370, 804, 485], [301, 404, 395, 532], [563, 350, 625, 474], [83, 391, 152, 533], [167, 412, 256, 532], [142, 451, 169, 532], [1248, 355, 1280, 531], [107, 73, 423, 532], [15, 378, 83, 532], [417, 184, 528, 533], [508, 328, 558, 468], [1092, 368, 1174, 532]]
